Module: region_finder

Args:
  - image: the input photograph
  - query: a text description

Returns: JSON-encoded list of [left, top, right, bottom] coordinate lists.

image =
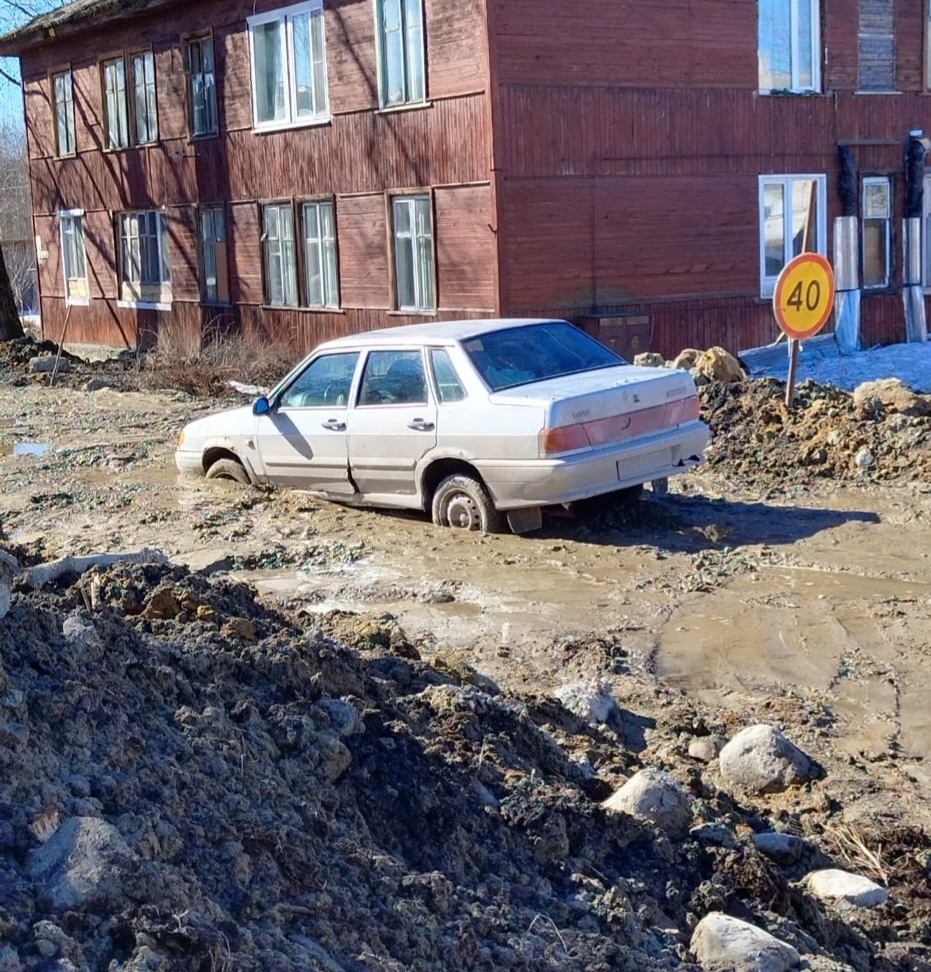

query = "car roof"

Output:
[[314, 318, 568, 350]]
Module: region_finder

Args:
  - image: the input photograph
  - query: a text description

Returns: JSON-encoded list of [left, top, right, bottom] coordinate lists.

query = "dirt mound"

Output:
[[699, 377, 931, 490], [2, 554, 931, 970]]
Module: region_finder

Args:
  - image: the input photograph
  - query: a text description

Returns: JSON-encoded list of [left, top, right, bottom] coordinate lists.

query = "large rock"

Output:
[[0, 550, 19, 619], [754, 831, 811, 864], [852, 377, 930, 416], [26, 817, 134, 912], [691, 913, 801, 972], [693, 347, 745, 383], [602, 769, 691, 837], [802, 869, 888, 909], [719, 725, 815, 794], [554, 679, 618, 725]]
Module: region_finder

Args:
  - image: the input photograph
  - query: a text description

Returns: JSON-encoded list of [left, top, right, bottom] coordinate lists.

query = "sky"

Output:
[[749, 339, 931, 393]]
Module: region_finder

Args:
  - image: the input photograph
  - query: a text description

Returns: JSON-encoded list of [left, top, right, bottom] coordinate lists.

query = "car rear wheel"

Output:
[[205, 458, 250, 485], [431, 474, 505, 533]]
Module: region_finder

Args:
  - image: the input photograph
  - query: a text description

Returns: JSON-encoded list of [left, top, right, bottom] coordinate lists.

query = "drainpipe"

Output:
[[834, 145, 860, 355], [903, 131, 929, 344]]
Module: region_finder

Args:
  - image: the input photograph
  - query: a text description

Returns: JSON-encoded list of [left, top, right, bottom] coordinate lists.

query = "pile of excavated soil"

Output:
[[2, 555, 931, 971], [699, 377, 931, 491]]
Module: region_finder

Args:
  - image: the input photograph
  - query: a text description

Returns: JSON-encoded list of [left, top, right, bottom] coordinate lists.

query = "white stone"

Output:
[[719, 725, 815, 795], [26, 817, 134, 912], [28, 356, 70, 374], [603, 769, 691, 837], [689, 736, 725, 763], [803, 869, 888, 909], [754, 831, 809, 864], [691, 912, 801, 972], [555, 679, 618, 725], [62, 616, 101, 653], [854, 448, 874, 468]]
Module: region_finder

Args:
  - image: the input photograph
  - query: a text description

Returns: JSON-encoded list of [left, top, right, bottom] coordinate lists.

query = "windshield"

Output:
[[463, 322, 624, 392]]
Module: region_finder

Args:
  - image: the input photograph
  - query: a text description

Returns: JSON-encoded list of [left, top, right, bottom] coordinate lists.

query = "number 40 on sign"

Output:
[[772, 253, 836, 406]]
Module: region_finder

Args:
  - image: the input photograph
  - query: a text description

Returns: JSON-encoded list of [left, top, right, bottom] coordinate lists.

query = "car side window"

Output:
[[278, 352, 359, 408], [428, 348, 466, 403], [358, 350, 427, 405]]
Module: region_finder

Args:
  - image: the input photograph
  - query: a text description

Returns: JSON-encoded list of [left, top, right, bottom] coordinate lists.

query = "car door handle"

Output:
[[321, 418, 346, 431], [407, 419, 435, 432]]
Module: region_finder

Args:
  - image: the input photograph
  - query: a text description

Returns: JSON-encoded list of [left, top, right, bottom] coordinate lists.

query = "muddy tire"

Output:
[[205, 458, 251, 485], [431, 474, 506, 533]]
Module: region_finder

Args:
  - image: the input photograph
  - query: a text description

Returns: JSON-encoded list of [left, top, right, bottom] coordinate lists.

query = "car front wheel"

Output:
[[205, 457, 251, 485], [431, 474, 505, 533]]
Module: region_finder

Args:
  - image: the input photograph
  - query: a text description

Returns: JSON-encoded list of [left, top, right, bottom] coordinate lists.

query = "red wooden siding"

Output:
[[337, 193, 390, 309], [434, 184, 496, 312], [487, 0, 756, 89]]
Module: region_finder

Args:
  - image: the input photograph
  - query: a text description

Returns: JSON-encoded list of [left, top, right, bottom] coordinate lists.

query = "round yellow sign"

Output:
[[772, 253, 836, 340]]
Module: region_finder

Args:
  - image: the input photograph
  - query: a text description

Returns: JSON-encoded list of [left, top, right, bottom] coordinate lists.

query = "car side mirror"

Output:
[[253, 396, 272, 416]]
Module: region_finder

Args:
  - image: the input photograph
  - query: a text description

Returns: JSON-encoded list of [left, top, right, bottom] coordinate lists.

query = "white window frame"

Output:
[[375, 0, 426, 108], [59, 209, 88, 306], [247, 0, 329, 132], [758, 174, 827, 297], [302, 199, 340, 308], [130, 50, 158, 145], [392, 193, 435, 312], [262, 202, 299, 307], [52, 70, 76, 156], [117, 209, 172, 309], [861, 176, 892, 290], [102, 57, 129, 149], [187, 34, 218, 137], [758, 0, 821, 94]]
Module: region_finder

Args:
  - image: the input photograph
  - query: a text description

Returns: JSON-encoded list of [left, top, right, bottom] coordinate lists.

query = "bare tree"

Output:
[[0, 0, 70, 339]]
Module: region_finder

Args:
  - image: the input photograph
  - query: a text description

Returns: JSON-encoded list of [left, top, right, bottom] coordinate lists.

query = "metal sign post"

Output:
[[772, 253, 836, 408]]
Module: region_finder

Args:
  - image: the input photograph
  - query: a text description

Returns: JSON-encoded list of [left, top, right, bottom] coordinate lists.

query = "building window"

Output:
[[102, 51, 158, 149], [60, 211, 88, 303], [102, 58, 129, 149], [302, 200, 339, 308], [262, 203, 298, 306], [858, 0, 894, 92], [376, 0, 425, 107], [52, 70, 75, 156], [248, 1, 329, 130], [186, 35, 218, 137], [392, 194, 434, 312], [118, 210, 171, 305], [758, 0, 820, 93], [199, 207, 229, 303], [131, 51, 158, 144], [862, 177, 891, 289], [759, 174, 827, 296]]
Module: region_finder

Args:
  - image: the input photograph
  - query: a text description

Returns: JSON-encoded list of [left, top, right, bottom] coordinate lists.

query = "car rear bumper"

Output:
[[479, 422, 710, 510]]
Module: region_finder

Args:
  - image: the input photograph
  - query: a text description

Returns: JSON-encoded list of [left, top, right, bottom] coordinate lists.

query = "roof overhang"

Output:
[[0, 0, 183, 57]]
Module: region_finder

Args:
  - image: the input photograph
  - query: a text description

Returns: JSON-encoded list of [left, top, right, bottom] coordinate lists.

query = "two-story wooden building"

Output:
[[1, 0, 929, 359]]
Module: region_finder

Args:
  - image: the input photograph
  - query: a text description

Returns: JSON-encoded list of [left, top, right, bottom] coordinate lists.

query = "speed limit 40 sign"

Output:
[[773, 253, 836, 340]]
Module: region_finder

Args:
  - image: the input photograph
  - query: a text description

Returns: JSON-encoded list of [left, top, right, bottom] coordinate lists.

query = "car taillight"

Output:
[[539, 424, 590, 456], [666, 395, 701, 424], [178, 430, 186, 448]]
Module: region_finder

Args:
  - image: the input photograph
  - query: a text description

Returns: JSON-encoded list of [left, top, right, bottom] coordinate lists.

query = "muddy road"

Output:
[[3, 380, 931, 825]]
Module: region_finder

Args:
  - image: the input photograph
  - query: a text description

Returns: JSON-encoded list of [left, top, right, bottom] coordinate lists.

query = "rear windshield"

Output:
[[463, 322, 624, 392]]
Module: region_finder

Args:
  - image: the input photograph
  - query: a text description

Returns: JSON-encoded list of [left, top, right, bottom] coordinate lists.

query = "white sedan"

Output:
[[175, 319, 709, 533]]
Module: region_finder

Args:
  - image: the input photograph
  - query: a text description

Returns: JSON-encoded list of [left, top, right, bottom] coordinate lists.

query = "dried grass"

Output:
[[144, 319, 295, 397], [823, 822, 889, 885]]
